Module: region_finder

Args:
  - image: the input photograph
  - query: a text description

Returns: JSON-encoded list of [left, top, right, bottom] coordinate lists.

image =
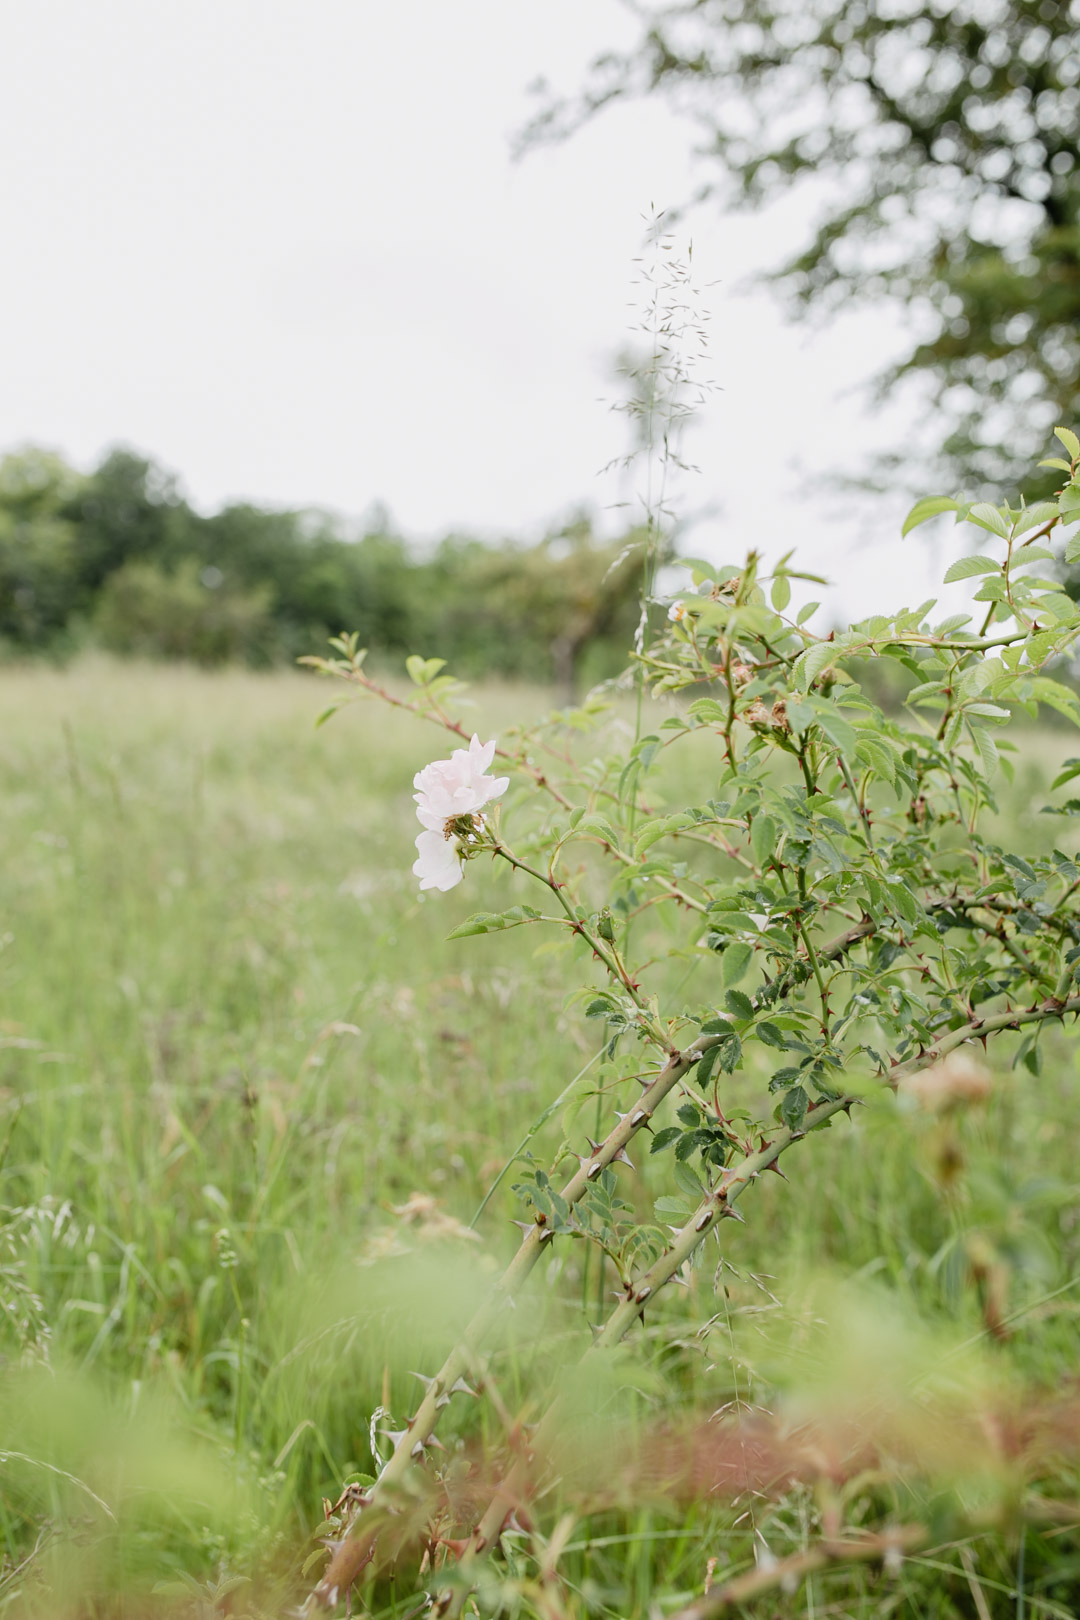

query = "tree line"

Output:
[[0, 445, 646, 690]]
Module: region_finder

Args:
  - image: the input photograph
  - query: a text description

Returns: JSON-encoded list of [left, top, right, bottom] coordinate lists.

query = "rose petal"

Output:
[[412, 829, 463, 891]]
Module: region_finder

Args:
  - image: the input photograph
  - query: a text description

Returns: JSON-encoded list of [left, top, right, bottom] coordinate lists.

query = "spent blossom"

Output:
[[412, 734, 509, 892]]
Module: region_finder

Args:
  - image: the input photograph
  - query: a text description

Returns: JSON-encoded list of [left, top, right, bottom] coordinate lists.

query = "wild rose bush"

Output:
[[300, 430, 1080, 1616]]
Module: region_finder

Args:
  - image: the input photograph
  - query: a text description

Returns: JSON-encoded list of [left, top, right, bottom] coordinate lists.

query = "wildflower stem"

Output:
[[667, 1526, 928, 1620], [798, 923, 831, 1031], [310, 1030, 726, 1607], [492, 841, 665, 1041], [467, 1046, 606, 1230], [444, 991, 1080, 1606]]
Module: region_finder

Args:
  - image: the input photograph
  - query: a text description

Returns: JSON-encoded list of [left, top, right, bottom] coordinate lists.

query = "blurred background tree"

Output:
[[0, 449, 84, 648], [0, 445, 645, 688], [422, 516, 646, 695], [522, 0, 1080, 495]]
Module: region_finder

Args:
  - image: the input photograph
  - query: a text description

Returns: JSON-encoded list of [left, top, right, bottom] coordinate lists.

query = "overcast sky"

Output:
[[1, 1, 973, 618]]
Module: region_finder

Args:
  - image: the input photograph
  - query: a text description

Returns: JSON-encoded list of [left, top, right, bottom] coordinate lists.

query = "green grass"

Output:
[[0, 658, 1078, 1617]]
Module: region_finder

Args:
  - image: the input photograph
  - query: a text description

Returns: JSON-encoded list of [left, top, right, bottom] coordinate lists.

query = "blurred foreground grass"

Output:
[[0, 658, 1078, 1616]]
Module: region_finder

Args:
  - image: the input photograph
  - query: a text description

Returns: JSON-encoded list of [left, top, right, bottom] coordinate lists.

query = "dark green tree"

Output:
[[424, 516, 648, 695], [0, 449, 84, 648], [196, 505, 419, 659], [62, 447, 195, 591], [523, 0, 1080, 492], [0, 442, 652, 679]]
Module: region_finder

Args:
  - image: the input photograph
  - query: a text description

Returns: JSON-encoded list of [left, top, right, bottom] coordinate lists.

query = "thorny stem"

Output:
[[492, 841, 665, 1041], [887, 993, 1080, 1083], [309, 1029, 728, 1608], [764, 891, 1066, 1012], [799, 745, 817, 801], [837, 755, 874, 852], [604, 839, 710, 913], [799, 924, 831, 1032], [667, 1527, 929, 1620], [468, 1047, 606, 1230], [310, 972, 1080, 1611], [303, 660, 578, 812], [967, 915, 1057, 997], [449, 1098, 856, 1600], [435, 993, 1080, 1610]]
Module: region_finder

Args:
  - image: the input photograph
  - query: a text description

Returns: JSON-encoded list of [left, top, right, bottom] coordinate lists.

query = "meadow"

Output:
[[0, 657, 1078, 1617]]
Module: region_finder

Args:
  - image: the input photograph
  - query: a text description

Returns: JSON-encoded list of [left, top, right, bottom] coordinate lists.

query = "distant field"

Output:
[[0, 658, 1078, 1616]]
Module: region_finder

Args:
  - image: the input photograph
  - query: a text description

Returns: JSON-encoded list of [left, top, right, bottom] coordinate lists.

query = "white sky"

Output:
[[0, 1, 976, 620]]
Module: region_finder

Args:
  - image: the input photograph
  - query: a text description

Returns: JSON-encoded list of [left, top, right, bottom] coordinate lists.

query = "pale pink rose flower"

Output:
[[413, 735, 509, 832], [411, 735, 509, 893], [412, 829, 464, 892]]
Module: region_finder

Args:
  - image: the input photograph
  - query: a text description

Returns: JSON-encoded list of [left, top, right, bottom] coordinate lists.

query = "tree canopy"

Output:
[[0, 445, 645, 690], [524, 0, 1080, 491]]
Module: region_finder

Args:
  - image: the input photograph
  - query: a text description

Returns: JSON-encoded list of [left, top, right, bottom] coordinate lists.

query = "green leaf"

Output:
[[575, 814, 618, 844], [1051, 758, 1080, 790], [1040, 458, 1074, 473], [696, 1044, 721, 1089], [770, 575, 791, 611], [964, 702, 1010, 720], [750, 814, 776, 867], [722, 941, 753, 987], [673, 1161, 705, 1202], [633, 734, 662, 769], [780, 1085, 809, 1131], [854, 736, 896, 785], [688, 698, 729, 725], [653, 1195, 692, 1220], [1054, 427, 1080, 460], [314, 704, 342, 728], [1014, 503, 1060, 537], [1037, 590, 1080, 626], [796, 600, 820, 625], [716, 1032, 743, 1073], [1029, 677, 1080, 722], [885, 877, 920, 924], [634, 812, 693, 861], [902, 496, 958, 537], [970, 725, 999, 780], [724, 989, 754, 1021], [943, 555, 1000, 583], [446, 906, 542, 940], [793, 643, 835, 692], [406, 654, 447, 686], [812, 705, 856, 756], [677, 556, 719, 582], [965, 503, 1011, 539]]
